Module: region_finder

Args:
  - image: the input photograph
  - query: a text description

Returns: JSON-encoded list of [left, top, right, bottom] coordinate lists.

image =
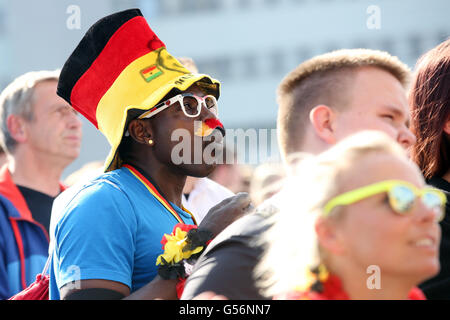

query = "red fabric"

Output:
[[9, 219, 27, 290], [0, 164, 60, 292], [70, 16, 165, 128], [408, 287, 426, 300], [0, 164, 64, 232], [8, 274, 49, 300], [0, 165, 33, 221], [280, 275, 426, 300], [176, 277, 186, 299], [282, 275, 350, 300]]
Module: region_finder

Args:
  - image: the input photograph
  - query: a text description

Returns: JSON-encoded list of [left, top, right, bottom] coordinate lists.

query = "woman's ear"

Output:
[[309, 105, 337, 145], [315, 216, 346, 256], [127, 119, 153, 145]]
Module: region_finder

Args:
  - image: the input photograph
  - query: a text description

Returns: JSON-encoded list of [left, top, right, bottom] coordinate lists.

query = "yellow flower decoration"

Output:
[[156, 227, 204, 265], [317, 264, 329, 282]]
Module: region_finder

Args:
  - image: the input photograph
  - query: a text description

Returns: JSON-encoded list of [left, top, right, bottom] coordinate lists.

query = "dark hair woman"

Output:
[[410, 39, 450, 299]]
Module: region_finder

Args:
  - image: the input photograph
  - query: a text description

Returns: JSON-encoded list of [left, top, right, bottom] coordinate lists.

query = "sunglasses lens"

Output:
[[204, 96, 215, 108], [180, 95, 218, 117], [422, 192, 442, 209], [205, 96, 218, 116], [182, 96, 200, 116], [422, 191, 445, 221], [389, 185, 415, 213]]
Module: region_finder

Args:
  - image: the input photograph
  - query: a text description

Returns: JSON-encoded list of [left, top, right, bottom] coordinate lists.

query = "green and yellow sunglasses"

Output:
[[323, 179, 447, 222]]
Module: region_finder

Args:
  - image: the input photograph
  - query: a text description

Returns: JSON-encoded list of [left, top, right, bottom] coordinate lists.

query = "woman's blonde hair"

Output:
[[255, 130, 409, 297]]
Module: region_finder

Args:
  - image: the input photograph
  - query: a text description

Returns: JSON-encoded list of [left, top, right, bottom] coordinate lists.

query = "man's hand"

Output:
[[198, 192, 253, 238]]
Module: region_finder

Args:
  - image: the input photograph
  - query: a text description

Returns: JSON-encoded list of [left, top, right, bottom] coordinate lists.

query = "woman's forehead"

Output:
[[340, 153, 423, 191]]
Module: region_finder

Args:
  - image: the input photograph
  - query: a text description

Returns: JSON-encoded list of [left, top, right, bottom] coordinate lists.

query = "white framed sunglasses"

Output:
[[139, 93, 219, 119]]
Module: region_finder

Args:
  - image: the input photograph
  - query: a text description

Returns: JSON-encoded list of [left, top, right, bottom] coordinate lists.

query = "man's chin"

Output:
[[61, 147, 81, 162], [178, 162, 217, 178]]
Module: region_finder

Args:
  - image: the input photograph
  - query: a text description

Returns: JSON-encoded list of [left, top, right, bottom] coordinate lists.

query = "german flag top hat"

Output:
[[57, 9, 220, 172]]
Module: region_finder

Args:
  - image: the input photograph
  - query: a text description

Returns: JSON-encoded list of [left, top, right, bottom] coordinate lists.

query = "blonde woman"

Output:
[[256, 131, 446, 300]]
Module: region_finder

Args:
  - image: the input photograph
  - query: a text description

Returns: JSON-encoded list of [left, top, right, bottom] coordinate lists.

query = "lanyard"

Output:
[[123, 164, 197, 225]]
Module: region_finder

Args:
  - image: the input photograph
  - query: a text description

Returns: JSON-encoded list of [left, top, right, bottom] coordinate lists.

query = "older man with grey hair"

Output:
[[0, 70, 82, 299]]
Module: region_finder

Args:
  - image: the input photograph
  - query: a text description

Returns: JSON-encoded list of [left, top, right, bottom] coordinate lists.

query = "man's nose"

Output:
[[67, 111, 83, 130], [199, 103, 217, 121]]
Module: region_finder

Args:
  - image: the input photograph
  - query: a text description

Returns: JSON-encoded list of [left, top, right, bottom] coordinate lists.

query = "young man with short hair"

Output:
[[181, 48, 415, 300]]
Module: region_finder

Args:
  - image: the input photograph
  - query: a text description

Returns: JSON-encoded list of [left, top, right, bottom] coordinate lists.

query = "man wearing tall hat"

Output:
[[49, 9, 250, 300]]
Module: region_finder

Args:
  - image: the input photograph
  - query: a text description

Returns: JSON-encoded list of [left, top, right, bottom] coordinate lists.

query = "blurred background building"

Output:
[[0, 0, 448, 179]]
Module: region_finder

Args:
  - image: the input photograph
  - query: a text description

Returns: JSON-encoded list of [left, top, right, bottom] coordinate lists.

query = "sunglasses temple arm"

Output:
[[139, 103, 169, 119], [323, 183, 396, 216]]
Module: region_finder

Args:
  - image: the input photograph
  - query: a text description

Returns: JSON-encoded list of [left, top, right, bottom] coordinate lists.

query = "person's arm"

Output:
[[53, 183, 137, 300], [182, 212, 272, 300], [0, 216, 11, 299], [0, 257, 10, 300], [58, 192, 253, 300], [181, 239, 266, 300], [62, 277, 227, 300], [0, 200, 19, 300], [61, 277, 178, 300]]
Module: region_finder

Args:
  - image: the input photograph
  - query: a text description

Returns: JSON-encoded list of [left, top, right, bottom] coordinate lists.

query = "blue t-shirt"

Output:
[[49, 167, 195, 300]]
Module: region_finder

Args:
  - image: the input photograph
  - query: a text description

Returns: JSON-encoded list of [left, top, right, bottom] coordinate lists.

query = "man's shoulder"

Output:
[[66, 168, 135, 200], [0, 191, 21, 219], [54, 170, 136, 224], [0, 193, 15, 210], [68, 174, 122, 201]]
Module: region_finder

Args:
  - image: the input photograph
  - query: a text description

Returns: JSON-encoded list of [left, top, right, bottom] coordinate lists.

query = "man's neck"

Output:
[[8, 149, 66, 197], [126, 161, 186, 208]]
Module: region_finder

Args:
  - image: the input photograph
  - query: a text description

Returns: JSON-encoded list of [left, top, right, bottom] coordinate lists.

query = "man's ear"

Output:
[[315, 217, 346, 256], [6, 114, 27, 144], [127, 119, 154, 145], [309, 105, 337, 145]]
